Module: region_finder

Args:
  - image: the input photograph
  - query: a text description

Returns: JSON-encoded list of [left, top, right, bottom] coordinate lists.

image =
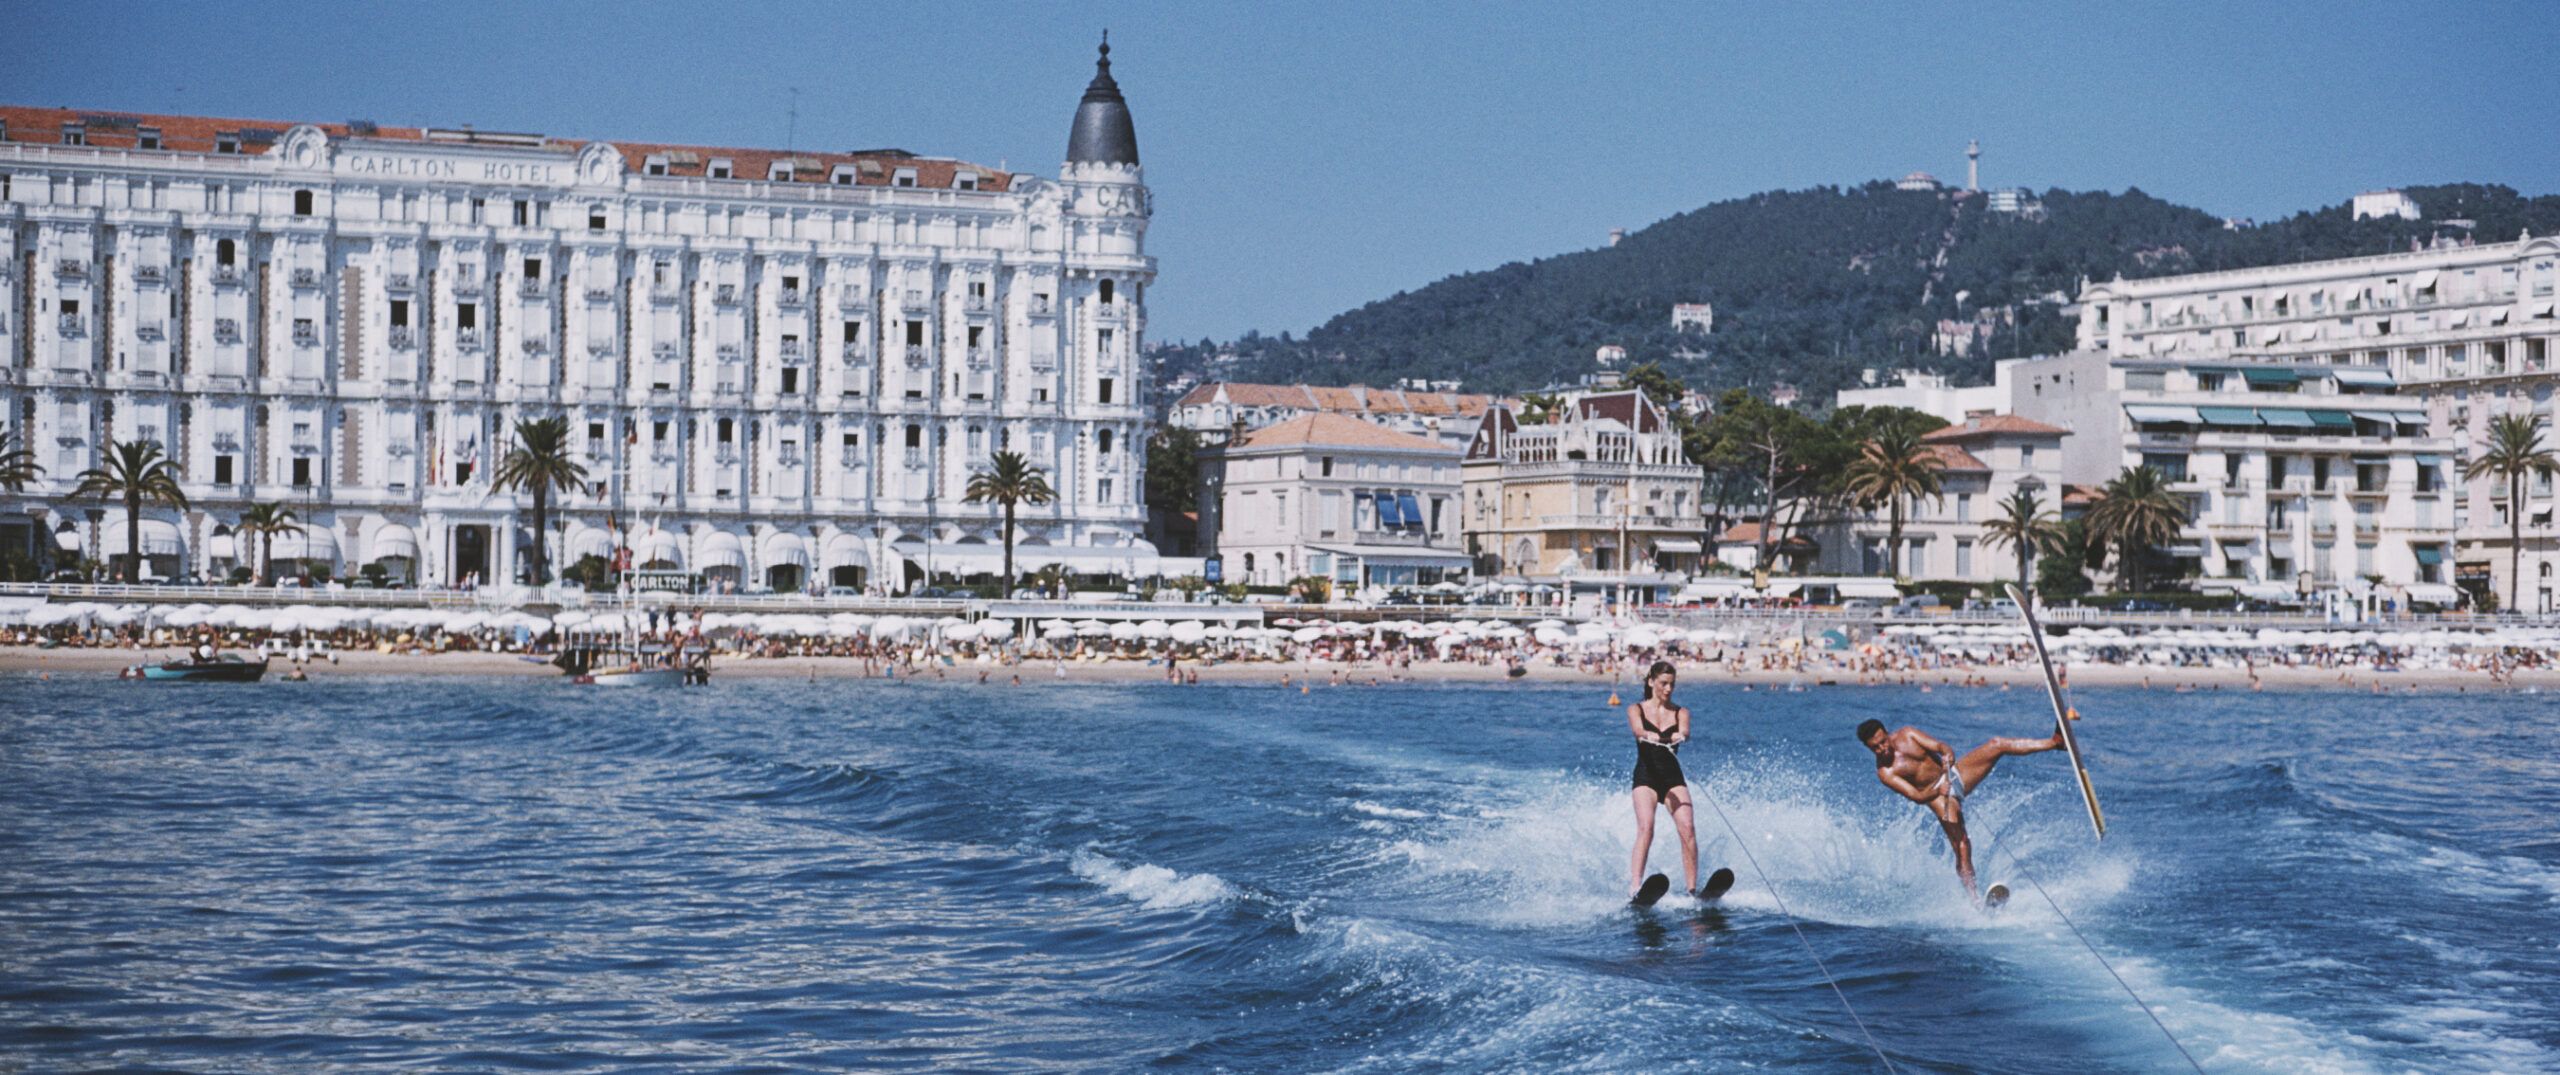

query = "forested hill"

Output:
[[1156, 182, 2560, 399]]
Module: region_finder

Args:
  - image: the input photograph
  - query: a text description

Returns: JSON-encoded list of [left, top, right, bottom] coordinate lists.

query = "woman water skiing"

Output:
[[1627, 660, 1700, 897]]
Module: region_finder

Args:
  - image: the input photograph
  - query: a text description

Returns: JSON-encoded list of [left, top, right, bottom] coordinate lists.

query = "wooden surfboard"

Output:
[[2006, 584, 2106, 839]]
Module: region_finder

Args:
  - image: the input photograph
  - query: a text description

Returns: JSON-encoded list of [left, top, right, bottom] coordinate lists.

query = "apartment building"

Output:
[[1194, 412, 1467, 589]]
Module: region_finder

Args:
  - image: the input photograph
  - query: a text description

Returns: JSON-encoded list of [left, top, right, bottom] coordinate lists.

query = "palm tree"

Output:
[[491, 416, 589, 585], [236, 502, 302, 585], [963, 451, 1056, 587], [2085, 466, 2188, 594], [1980, 486, 2066, 593], [0, 424, 41, 491], [2462, 413, 2558, 611], [1842, 426, 1946, 578], [73, 439, 189, 581]]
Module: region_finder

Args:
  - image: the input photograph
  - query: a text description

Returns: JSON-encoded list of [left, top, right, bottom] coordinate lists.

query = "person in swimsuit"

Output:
[[1627, 660, 1700, 897], [1855, 718, 2062, 900]]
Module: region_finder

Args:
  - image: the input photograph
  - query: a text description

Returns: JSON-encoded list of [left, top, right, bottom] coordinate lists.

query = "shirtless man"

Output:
[[1855, 719, 2061, 900]]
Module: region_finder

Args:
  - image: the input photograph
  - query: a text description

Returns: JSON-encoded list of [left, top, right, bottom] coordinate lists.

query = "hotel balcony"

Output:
[[518, 279, 547, 300], [213, 265, 242, 287], [388, 326, 415, 350], [290, 268, 320, 289], [714, 284, 739, 306], [387, 272, 415, 292], [841, 343, 870, 366], [134, 264, 166, 285], [904, 345, 930, 369], [452, 278, 484, 298], [1532, 512, 1708, 532], [56, 259, 87, 279], [652, 342, 680, 362], [457, 328, 484, 351], [778, 288, 806, 308], [584, 286, 615, 304]]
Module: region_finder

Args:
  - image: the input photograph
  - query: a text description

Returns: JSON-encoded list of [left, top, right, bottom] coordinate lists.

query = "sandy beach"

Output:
[[7, 642, 2550, 693]]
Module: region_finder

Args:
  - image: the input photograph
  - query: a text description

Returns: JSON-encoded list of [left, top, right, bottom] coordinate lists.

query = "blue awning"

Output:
[[2309, 411, 2357, 428], [1374, 492, 1401, 527], [2243, 368, 2301, 386], [2413, 545, 2444, 565], [2258, 408, 2317, 428], [2197, 406, 2261, 426], [1396, 493, 1424, 530]]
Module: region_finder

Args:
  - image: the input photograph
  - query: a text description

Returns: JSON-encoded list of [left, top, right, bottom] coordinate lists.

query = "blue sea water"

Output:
[[2, 673, 2555, 1073]]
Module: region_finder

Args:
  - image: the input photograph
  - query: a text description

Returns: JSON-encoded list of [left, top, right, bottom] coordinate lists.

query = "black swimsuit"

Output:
[[1631, 704, 1687, 799]]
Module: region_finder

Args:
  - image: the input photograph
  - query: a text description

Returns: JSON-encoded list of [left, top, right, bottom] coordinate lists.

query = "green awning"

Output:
[[2308, 411, 2357, 428], [2413, 545, 2444, 565], [2197, 406, 2262, 426], [2258, 408, 2317, 427], [2415, 454, 2446, 467], [2124, 404, 2204, 424], [2243, 368, 2302, 386]]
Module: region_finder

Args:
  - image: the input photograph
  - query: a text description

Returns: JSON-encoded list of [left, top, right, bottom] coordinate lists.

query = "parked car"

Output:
[[2115, 598, 2169, 612], [825, 586, 866, 598], [1839, 597, 1886, 613], [1892, 595, 1944, 616], [1975, 597, 2021, 617]]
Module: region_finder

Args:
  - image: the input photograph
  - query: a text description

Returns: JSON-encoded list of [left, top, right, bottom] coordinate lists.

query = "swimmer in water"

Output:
[[1855, 718, 2061, 901]]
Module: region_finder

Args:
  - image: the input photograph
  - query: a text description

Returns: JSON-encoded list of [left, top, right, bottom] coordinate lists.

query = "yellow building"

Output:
[[1460, 390, 1705, 590]]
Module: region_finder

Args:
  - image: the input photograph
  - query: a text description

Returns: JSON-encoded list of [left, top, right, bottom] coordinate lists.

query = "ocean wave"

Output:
[[1349, 800, 1429, 820], [1070, 850, 1236, 910]]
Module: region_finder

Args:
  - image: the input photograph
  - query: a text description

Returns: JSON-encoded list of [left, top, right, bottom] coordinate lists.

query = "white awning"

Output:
[[635, 530, 684, 568], [2237, 582, 2297, 602], [761, 531, 809, 567], [566, 526, 615, 563], [822, 533, 871, 569], [2411, 269, 2440, 289], [919, 543, 1005, 576], [270, 526, 339, 563], [2491, 309, 2510, 324], [1838, 579, 1903, 600], [696, 531, 746, 570], [100, 517, 183, 557], [2351, 409, 2410, 424], [54, 527, 81, 552], [1652, 538, 1703, 554], [1018, 543, 1163, 576], [207, 534, 237, 561], [2260, 327, 2287, 344], [1310, 544, 1472, 569], [2331, 368, 2395, 387], [2124, 404, 2204, 424], [368, 524, 419, 561], [2535, 302, 2556, 318], [2447, 311, 2469, 328], [2291, 323, 2319, 341], [2404, 583, 2461, 606]]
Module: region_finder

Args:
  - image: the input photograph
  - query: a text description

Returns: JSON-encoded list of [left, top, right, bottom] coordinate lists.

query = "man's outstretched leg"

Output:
[[1954, 734, 2062, 797]]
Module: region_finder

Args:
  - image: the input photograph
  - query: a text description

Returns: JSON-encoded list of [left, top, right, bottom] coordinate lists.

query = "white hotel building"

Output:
[[2070, 232, 2560, 609], [0, 42, 1158, 592]]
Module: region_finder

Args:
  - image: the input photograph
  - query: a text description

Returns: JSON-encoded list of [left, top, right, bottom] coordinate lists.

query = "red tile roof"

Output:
[[1920, 414, 2070, 441], [0, 104, 1011, 191], [1233, 413, 1455, 454], [1924, 444, 1990, 472], [1177, 382, 1495, 420]]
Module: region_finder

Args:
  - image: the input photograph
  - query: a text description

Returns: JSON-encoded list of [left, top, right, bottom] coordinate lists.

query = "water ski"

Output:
[[2005, 584, 2108, 840], [1695, 867, 1736, 902], [1631, 873, 1671, 908], [1984, 883, 2012, 911]]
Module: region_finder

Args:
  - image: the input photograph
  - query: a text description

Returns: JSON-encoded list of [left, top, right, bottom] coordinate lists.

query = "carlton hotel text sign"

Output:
[[334, 148, 573, 187]]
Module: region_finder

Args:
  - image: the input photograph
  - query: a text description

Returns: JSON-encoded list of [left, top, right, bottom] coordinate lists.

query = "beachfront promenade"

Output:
[[5, 579, 2554, 632]]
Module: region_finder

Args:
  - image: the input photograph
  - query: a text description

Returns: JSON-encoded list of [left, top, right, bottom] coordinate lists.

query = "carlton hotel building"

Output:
[[0, 43, 1158, 592]]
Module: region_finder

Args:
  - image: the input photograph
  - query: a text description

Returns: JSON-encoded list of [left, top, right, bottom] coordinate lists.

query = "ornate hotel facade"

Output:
[[0, 42, 1156, 592]]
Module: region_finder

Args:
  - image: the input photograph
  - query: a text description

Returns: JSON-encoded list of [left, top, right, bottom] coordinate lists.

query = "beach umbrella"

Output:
[[1138, 619, 1172, 640], [944, 622, 982, 643], [976, 620, 1015, 641], [1290, 626, 1324, 643], [1170, 621, 1207, 645], [1037, 618, 1072, 632], [1107, 621, 1142, 642]]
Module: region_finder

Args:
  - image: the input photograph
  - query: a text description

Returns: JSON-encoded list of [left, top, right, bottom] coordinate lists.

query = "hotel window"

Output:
[[768, 162, 794, 182], [708, 159, 733, 179], [588, 207, 606, 231], [137, 126, 160, 150], [892, 168, 917, 188], [1099, 279, 1116, 305], [905, 321, 925, 347], [904, 424, 922, 449], [213, 455, 234, 484], [716, 418, 735, 444], [469, 197, 485, 224], [652, 420, 669, 442], [390, 300, 410, 327], [61, 123, 85, 146], [294, 190, 314, 215], [780, 368, 799, 395], [512, 200, 529, 226], [458, 303, 477, 329], [830, 166, 857, 185], [1098, 377, 1115, 404], [216, 133, 240, 154], [955, 171, 979, 191], [216, 239, 236, 266], [523, 257, 543, 281], [643, 156, 669, 176], [587, 421, 605, 446], [1098, 429, 1115, 454]]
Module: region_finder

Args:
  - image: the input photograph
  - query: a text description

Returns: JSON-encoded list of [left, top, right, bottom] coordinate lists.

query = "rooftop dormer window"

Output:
[[768, 161, 794, 182], [892, 167, 917, 188], [955, 171, 979, 191], [216, 132, 241, 154], [829, 165, 858, 185], [61, 123, 85, 146], [643, 155, 669, 176], [708, 158, 733, 180], [137, 126, 161, 150]]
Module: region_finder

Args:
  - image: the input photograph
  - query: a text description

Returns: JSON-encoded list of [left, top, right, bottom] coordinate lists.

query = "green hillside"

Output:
[[1158, 182, 2560, 399]]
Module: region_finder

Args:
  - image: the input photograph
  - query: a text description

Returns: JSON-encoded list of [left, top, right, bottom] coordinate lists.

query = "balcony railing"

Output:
[[56, 259, 87, 279], [780, 340, 806, 362], [840, 450, 865, 468], [903, 449, 927, 468], [714, 284, 739, 306], [457, 328, 484, 350], [518, 279, 547, 299], [387, 273, 415, 292], [778, 288, 805, 307], [841, 343, 870, 366], [904, 345, 929, 369], [653, 342, 679, 362], [837, 291, 868, 312], [135, 323, 164, 342], [384, 325, 412, 350], [134, 264, 166, 285], [1029, 295, 1053, 315], [292, 328, 320, 347], [716, 343, 742, 363], [964, 295, 991, 313], [522, 336, 550, 355], [965, 349, 992, 370], [452, 278, 484, 298], [213, 265, 242, 287], [56, 315, 88, 338], [586, 338, 615, 358], [213, 321, 240, 344], [290, 268, 320, 289], [584, 287, 615, 304], [652, 279, 681, 302]]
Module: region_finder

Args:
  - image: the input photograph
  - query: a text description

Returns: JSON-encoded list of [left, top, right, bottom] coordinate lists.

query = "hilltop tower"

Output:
[[1966, 138, 1981, 192]]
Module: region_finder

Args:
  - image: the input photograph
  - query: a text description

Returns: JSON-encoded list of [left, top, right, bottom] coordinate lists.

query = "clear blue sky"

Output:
[[7, 1, 2552, 343]]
